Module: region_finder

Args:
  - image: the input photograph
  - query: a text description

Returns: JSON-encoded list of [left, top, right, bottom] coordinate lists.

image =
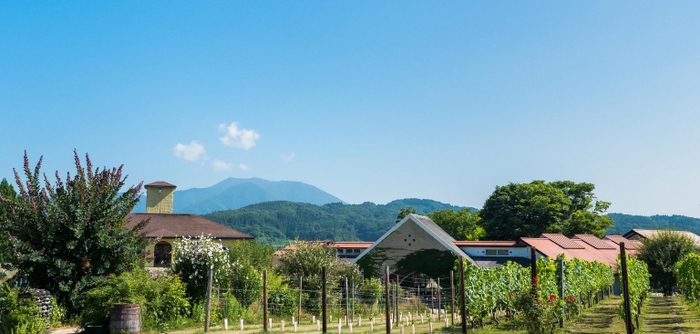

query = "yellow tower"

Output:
[[144, 181, 177, 214]]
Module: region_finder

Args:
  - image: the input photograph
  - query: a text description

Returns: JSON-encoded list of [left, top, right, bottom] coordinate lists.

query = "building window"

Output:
[[485, 249, 510, 256], [154, 241, 172, 267]]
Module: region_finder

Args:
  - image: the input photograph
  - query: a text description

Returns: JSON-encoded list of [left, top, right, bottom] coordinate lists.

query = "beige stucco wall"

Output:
[[145, 187, 175, 213], [365, 220, 452, 274]]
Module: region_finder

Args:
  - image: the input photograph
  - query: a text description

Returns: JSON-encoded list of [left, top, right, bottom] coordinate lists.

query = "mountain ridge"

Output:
[[132, 177, 344, 214]]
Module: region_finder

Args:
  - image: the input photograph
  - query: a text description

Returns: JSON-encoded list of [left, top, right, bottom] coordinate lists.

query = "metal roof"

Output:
[[604, 235, 641, 250], [541, 233, 585, 249], [574, 234, 616, 249]]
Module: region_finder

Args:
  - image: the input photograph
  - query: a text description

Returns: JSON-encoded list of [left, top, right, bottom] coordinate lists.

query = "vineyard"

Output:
[[195, 254, 643, 334]]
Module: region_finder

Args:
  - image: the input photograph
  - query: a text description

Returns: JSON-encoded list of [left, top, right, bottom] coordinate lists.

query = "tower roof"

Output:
[[145, 181, 177, 188]]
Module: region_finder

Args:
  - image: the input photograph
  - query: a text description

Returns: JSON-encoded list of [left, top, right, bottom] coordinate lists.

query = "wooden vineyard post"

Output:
[[263, 270, 269, 332], [204, 268, 213, 332], [323, 266, 328, 334], [346, 276, 350, 325], [458, 259, 467, 334], [450, 271, 455, 326], [557, 257, 565, 328], [385, 266, 391, 334], [298, 276, 302, 325], [437, 277, 441, 321], [620, 243, 634, 334], [351, 278, 355, 324], [395, 276, 399, 326], [530, 247, 538, 295]]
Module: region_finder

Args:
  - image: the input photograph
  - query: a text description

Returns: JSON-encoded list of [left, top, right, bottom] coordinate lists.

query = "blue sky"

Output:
[[2, 2, 700, 217]]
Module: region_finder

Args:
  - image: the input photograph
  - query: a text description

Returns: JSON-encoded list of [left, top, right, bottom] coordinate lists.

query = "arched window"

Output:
[[154, 241, 172, 267]]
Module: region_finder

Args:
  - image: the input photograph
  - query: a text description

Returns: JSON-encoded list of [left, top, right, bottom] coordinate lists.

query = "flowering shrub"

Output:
[[172, 234, 232, 302], [513, 278, 561, 334]]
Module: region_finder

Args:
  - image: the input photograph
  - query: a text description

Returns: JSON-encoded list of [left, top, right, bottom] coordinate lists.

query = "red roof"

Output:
[[333, 242, 374, 249], [604, 235, 642, 250], [520, 234, 638, 274], [126, 213, 253, 239]]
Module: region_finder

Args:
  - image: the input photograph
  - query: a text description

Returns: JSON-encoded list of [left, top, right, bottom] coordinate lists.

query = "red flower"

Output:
[[566, 295, 575, 303], [549, 294, 556, 302]]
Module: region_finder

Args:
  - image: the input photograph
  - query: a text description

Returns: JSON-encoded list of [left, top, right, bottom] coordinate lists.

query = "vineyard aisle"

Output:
[[565, 296, 627, 334], [642, 295, 700, 333]]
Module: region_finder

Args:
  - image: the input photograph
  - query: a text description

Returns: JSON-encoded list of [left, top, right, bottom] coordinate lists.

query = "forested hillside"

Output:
[[204, 199, 468, 247], [203, 197, 700, 248], [605, 213, 700, 235]]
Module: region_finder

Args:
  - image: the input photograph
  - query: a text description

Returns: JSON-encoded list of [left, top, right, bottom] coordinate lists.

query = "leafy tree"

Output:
[[276, 240, 348, 314], [636, 229, 698, 296], [480, 180, 613, 240], [0, 151, 147, 315], [428, 208, 484, 240], [549, 181, 613, 237], [225, 240, 270, 308], [396, 206, 416, 223], [359, 278, 383, 315], [228, 261, 262, 309], [0, 178, 17, 262], [228, 240, 274, 270]]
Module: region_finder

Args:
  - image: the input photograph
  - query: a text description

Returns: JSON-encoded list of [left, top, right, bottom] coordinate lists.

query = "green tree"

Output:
[[428, 208, 484, 240], [0, 151, 147, 315], [277, 240, 348, 314], [359, 278, 383, 315], [549, 181, 613, 237], [0, 178, 17, 262], [228, 261, 262, 308], [636, 229, 698, 296], [228, 240, 274, 270], [480, 180, 613, 240], [396, 206, 416, 223]]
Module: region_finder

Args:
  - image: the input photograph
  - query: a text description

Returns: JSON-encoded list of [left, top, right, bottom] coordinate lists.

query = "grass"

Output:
[[564, 296, 627, 334], [152, 314, 527, 334], [641, 295, 700, 333], [133, 295, 700, 334]]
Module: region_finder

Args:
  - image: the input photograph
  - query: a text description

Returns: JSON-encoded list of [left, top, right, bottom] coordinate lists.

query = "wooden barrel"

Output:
[[110, 303, 140, 334]]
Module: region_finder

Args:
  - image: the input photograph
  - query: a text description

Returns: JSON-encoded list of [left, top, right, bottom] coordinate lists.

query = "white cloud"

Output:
[[281, 152, 295, 163], [213, 159, 232, 171], [218, 122, 260, 150], [239, 163, 250, 171], [173, 141, 206, 161]]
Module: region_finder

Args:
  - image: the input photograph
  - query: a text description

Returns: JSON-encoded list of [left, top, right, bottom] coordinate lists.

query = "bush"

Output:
[[218, 292, 242, 321], [636, 229, 698, 295], [79, 268, 190, 328], [228, 262, 262, 309], [0, 285, 47, 334], [268, 290, 295, 316]]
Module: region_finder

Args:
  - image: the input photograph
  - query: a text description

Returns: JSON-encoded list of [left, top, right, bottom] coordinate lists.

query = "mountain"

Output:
[[204, 199, 470, 247], [132, 177, 344, 214], [605, 213, 700, 236]]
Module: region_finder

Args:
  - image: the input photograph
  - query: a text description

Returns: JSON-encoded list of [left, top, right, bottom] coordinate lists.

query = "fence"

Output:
[[204, 267, 467, 334]]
